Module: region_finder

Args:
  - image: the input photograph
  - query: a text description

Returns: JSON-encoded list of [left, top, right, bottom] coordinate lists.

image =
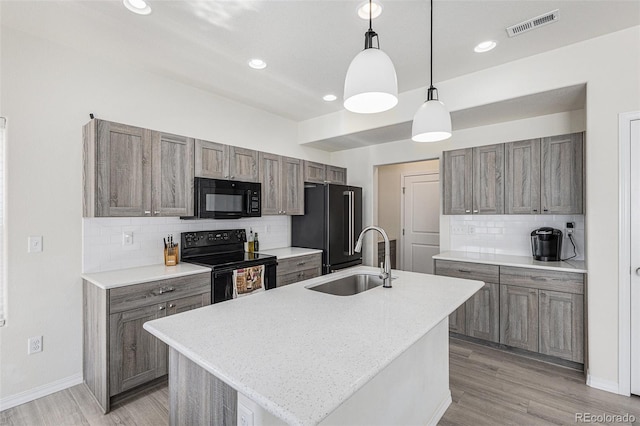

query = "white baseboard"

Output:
[[586, 374, 621, 395], [427, 391, 453, 426], [0, 373, 83, 411]]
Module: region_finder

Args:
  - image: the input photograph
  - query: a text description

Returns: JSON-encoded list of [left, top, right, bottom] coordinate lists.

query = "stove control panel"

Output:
[[182, 229, 247, 248]]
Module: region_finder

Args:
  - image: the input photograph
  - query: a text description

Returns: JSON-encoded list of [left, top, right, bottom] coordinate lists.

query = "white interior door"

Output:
[[631, 117, 640, 396], [402, 174, 440, 274]]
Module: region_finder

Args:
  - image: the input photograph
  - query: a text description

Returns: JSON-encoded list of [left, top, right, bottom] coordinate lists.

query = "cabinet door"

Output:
[[109, 303, 167, 395], [259, 152, 282, 215], [96, 121, 152, 217], [443, 148, 473, 214], [449, 306, 466, 334], [194, 140, 229, 179], [465, 282, 500, 343], [229, 147, 259, 182], [539, 290, 584, 362], [541, 133, 583, 214], [505, 139, 541, 214], [472, 144, 504, 214], [151, 132, 194, 217], [326, 166, 347, 184], [281, 157, 304, 215], [304, 161, 326, 184], [167, 293, 210, 316], [500, 285, 539, 352]]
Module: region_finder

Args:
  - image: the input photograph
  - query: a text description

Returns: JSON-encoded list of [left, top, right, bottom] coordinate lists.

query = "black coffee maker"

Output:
[[531, 227, 563, 261]]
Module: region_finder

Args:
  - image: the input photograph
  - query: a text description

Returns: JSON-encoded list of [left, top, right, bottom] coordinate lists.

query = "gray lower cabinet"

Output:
[[83, 119, 194, 217], [260, 153, 304, 215], [195, 140, 259, 182], [435, 259, 585, 364], [276, 253, 322, 287], [83, 273, 211, 413], [499, 284, 539, 352]]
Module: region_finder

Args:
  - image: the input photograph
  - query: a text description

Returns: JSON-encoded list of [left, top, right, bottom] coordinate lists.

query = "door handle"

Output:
[[636, 267, 640, 276], [344, 191, 355, 256]]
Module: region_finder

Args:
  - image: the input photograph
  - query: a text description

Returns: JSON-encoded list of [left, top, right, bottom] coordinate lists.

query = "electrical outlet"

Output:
[[238, 403, 254, 426], [28, 336, 43, 354], [452, 225, 468, 234], [566, 222, 575, 236], [28, 236, 43, 253], [122, 232, 134, 246]]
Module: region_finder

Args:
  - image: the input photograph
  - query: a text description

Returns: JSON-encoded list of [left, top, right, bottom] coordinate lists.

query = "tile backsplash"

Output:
[[82, 216, 291, 273], [449, 214, 585, 260]]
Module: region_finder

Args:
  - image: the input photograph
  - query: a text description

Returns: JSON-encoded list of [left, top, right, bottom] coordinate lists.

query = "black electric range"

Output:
[[180, 229, 277, 303]]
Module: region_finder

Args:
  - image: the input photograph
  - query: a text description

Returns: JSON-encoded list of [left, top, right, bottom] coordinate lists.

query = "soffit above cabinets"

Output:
[[303, 85, 586, 152], [2, 1, 636, 122]]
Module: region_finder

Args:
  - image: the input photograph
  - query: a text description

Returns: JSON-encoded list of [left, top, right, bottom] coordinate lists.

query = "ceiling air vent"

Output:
[[506, 9, 559, 37]]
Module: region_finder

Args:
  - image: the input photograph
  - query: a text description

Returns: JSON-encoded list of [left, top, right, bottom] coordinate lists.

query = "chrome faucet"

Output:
[[354, 226, 392, 288]]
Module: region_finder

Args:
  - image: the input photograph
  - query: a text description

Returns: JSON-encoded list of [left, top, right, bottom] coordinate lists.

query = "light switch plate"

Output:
[[238, 402, 254, 426], [28, 236, 43, 253]]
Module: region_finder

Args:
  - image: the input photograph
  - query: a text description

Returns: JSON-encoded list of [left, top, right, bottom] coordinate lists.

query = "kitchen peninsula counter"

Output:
[[144, 266, 482, 425]]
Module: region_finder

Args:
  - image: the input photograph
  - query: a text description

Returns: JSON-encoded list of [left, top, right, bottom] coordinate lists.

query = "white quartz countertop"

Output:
[[433, 251, 587, 273], [144, 266, 482, 426], [256, 247, 322, 259], [82, 263, 212, 290]]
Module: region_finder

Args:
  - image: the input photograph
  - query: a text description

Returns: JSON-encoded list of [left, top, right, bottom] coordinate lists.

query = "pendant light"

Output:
[[411, 0, 451, 142], [343, 0, 398, 114]]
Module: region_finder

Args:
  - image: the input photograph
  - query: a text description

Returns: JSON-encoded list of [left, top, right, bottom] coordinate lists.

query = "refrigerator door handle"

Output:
[[344, 190, 354, 256]]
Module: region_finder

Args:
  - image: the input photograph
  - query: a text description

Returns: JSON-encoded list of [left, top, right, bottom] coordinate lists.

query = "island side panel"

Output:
[[83, 279, 110, 413], [169, 348, 237, 426], [321, 319, 451, 426]]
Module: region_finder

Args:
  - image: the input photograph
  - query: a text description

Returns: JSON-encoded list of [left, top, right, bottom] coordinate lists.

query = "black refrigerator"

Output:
[[292, 183, 363, 274]]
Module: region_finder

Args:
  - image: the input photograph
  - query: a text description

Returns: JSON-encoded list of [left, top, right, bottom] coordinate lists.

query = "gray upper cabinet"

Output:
[[472, 144, 504, 214], [443, 148, 473, 214], [84, 120, 193, 217], [303, 161, 326, 184], [505, 139, 541, 214], [444, 132, 583, 215], [151, 131, 194, 217], [229, 147, 260, 182], [303, 161, 347, 185], [195, 140, 259, 182], [541, 133, 583, 214], [84, 120, 152, 217], [326, 165, 347, 184], [259, 153, 304, 215]]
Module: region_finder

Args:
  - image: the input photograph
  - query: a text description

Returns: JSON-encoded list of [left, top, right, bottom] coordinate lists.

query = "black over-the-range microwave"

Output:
[[191, 177, 261, 219]]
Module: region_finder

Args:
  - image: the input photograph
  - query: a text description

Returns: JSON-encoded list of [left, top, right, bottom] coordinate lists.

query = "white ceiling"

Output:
[[2, 1, 638, 123]]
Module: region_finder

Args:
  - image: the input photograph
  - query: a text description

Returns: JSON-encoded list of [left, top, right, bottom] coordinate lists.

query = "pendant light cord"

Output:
[[369, 0, 373, 31], [429, 0, 434, 90]]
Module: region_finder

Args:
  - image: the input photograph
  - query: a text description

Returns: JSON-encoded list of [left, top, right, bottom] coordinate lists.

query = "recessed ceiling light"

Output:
[[323, 94, 337, 102], [248, 59, 267, 70], [357, 1, 382, 20], [474, 40, 497, 53], [123, 0, 151, 15]]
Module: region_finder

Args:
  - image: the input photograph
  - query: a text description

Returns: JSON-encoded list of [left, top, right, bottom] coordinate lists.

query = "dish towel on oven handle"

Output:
[[232, 265, 265, 298]]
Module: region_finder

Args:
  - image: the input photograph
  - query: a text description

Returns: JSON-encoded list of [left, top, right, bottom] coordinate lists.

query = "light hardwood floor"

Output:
[[2, 338, 639, 425]]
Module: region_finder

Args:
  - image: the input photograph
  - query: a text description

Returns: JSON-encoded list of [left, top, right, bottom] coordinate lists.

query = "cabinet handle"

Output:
[[144, 211, 151, 215], [296, 262, 306, 266], [532, 209, 538, 212], [473, 210, 479, 213], [230, 176, 234, 179], [154, 211, 160, 215], [298, 272, 305, 278], [159, 305, 166, 311], [465, 210, 471, 213], [224, 175, 229, 178], [158, 287, 175, 294], [169, 303, 176, 308], [543, 208, 549, 212], [457, 269, 471, 273]]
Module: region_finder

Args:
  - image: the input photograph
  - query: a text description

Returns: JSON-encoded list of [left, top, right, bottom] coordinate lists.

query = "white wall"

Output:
[[330, 26, 640, 389], [0, 25, 330, 403]]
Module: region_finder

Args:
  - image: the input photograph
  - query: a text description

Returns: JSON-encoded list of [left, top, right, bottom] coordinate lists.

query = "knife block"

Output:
[[164, 245, 179, 266]]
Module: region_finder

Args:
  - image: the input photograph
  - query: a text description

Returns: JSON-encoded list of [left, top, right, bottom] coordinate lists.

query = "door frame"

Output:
[[400, 171, 440, 271], [618, 110, 640, 396]]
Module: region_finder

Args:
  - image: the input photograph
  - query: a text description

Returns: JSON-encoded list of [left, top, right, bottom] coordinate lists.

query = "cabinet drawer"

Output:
[[277, 253, 322, 275], [434, 260, 499, 283], [499, 266, 583, 294], [277, 267, 321, 287], [109, 273, 211, 313]]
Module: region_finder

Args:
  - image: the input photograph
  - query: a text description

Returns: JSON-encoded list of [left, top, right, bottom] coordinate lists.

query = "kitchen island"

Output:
[[143, 266, 483, 425]]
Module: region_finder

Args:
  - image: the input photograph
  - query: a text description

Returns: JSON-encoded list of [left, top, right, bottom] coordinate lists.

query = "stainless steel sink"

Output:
[[307, 274, 383, 296]]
